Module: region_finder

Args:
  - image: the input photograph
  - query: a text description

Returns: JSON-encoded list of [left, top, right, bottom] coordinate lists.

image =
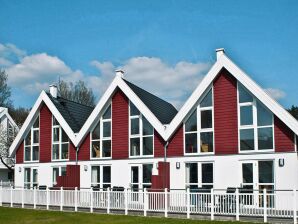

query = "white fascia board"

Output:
[[9, 91, 76, 157], [5, 111, 19, 131]]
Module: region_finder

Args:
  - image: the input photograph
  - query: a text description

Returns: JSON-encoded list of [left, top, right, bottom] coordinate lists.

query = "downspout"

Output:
[[163, 141, 169, 189], [76, 147, 79, 165]]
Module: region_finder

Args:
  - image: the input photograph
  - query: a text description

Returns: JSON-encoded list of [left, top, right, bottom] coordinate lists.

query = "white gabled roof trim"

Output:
[[74, 75, 167, 146], [9, 91, 77, 157], [165, 53, 298, 140], [0, 108, 18, 131]]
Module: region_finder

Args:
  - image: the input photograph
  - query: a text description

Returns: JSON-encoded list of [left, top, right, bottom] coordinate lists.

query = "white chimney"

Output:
[[216, 48, 225, 60], [115, 70, 124, 78], [49, 84, 58, 98]]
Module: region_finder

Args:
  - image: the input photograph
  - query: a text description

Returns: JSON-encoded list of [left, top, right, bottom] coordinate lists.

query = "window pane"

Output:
[[131, 166, 139, 183], [143, 136, 153, 155], [53, 128, 59, 142], [143, 164, 153, 184], [143, 117, 153, 136], [257, 101, 272, 126], [61, 129, 68, 142], [130, 102, 139, 116], [61, 167, 67, 176], [258, 127, 273, 150], [201, 110, 212, 129], [102, 140, 111, 157], [33, 169, 38, 183], [92, 122, 100, 140], [25, 146, 31, 161], [103, 166, 111, 183], [240, 106, 253, 126], [91, 141, 100, 158], [188, 163, 198, 183], [33, 117, 39, 128], [25, 131, 31, 146], [24, 168, 31, 183], [61, 143, 69, 159], [103, 105, 111, 119], [103, 122, 111, 137], [259, 161, 274, 184], [242, 163, 253, 183], [201, 89, 212, 107], [53, 117, 59, 126], [32, 146, 39, 160], [185, 110, 197, 132], [200, 132, 213, 153], [130, 138, 140, 156], [33, 130, 39, 144], [202, 163, 213, 184], [52, 144, 59, 160], [91, 166, 100, 184], [53, 168, 59, 185], [239, 84, 253, 103], [240, 129, 254, 151], [130, 118, 139, 135], [185, 133, 197, 153]]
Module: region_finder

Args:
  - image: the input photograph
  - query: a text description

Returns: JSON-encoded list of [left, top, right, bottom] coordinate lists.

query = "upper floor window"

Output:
[[90, 105, 111, 159], [24, 116, 39, 162], [52, 117, 69, 160], [184, 88, 214, 154], [129, 102, 154, 157], [238, 84, 274, 151]]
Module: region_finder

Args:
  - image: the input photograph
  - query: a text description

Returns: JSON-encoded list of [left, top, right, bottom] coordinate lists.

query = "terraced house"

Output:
[[9, 49, 298, 193]]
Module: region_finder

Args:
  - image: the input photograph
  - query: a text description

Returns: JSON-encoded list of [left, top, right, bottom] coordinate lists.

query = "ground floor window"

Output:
[[130, 164, 153, 190], [24, 168, 38, 189], [185, 162, 214, 190], [52, 166, 66, 186], [91, 165, 111, 189]]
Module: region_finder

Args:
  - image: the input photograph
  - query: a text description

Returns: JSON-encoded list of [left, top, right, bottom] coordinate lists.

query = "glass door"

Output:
[[131, 166, 140, 201]]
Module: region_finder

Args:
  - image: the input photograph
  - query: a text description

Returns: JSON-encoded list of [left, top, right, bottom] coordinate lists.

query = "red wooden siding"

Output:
[[78, 133, 90, 160], [274, 116, 295, 152], [15, 141, 24, 164], [69, 142, 77, 161], [214, 69, 239, 155], [40, 104, 52, 162], [151, 162, 170, 190], [55, 165, 80, 188], [154, 130, 164, 157], [112, 89, 129, 159]]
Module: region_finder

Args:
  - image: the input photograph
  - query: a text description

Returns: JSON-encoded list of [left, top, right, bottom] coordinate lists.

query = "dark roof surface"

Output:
[[123, 79, 178, 124], [46, 93, 94, 133]]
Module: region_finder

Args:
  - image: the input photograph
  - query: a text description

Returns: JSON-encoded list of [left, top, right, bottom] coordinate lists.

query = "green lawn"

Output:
[[0, 207, 253, 224]]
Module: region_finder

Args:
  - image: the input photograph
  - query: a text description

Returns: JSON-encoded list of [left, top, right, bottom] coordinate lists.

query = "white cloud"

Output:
[[265, 88, 286, 100], [0, 43, 26, 67]]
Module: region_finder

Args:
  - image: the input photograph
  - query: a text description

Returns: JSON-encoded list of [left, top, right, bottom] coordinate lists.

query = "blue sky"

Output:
[[0, 0, 298, 109]]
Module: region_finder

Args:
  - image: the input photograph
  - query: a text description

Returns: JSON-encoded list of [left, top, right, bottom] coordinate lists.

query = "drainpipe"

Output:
[[76, 147, 79, 165], [163, 141, 169, 189]]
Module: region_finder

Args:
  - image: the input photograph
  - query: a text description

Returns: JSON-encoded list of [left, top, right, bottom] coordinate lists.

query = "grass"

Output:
[[0, 207, 254, 224]]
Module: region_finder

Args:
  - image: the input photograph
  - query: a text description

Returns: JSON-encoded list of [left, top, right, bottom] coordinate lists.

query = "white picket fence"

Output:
[[0, 186, 297, 223]]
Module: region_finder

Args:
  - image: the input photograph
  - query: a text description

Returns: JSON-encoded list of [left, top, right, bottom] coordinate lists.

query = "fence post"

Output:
[[33, 187, 36, 209], [46, 186, 49, 210], [211, 188, 214, 221], [124, 188, 128, 215], [10, 186, 13, 207], [263, 188, 267, 223], [186, 187, 190, 219], [90, 187, 93, 213], [165, 188, 168, 218], [236, 188, 239, 221], [144, 188, 147, 217], [21, 187, 24, 208], [74, 187, 78, 212], [0, 185, 2, 206], [60, 187, 63, 211], [293, 189, 297, 224], [107, 187, 110, 214]]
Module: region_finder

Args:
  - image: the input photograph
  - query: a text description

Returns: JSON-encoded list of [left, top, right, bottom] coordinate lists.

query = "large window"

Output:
[[24, 116, 39, 162], [24, 167, 38, 189], [90, 105, 112, 159], [130, 164, 153, 190], [185, 162, 214, 190], [238, 84, 274, 151], [52, 117, 69, 160], [91, 165, 111, 189], [52, 166, 66, 186], [184, 88, 214, 154], [129, 102, 154, 157]]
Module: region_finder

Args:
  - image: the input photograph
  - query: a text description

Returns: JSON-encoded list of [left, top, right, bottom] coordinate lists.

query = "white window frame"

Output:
[[237, 82, 275, 153], [52, 116, 69, 161], [24, 115, 40, 162], [90, 104, 112, 160], [185, 162, 214, 189], [129, 163, 153, 190], [184, 86, 214, 155], [52, 166, 67, 186], [91, 165, 111, 189], [24, 167, 38, 189], [129, 101, 154, 158]]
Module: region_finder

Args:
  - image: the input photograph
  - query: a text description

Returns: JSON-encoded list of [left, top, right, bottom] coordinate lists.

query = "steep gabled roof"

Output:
[[46, 93, 94, 133], [0, 107, 18, 130], [123, 79, 177, 124], [164, 51, 298, 140]]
